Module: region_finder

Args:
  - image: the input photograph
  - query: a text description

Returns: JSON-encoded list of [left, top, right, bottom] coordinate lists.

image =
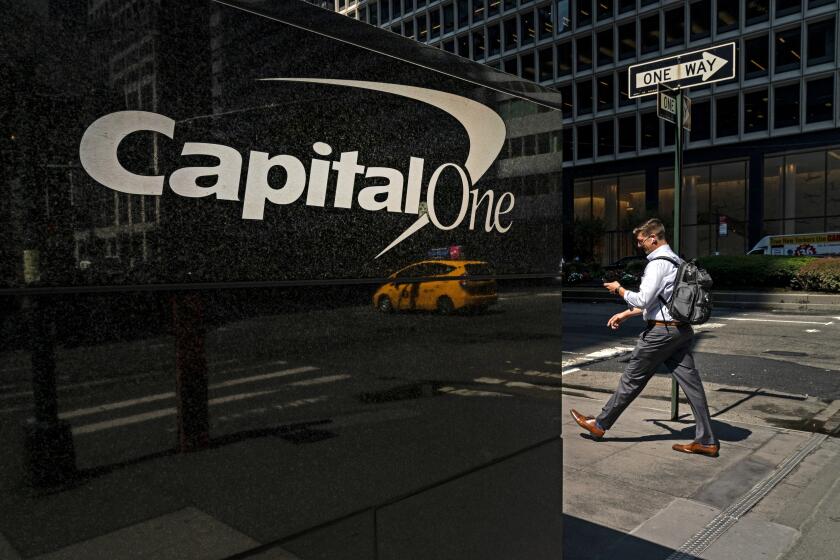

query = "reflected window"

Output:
[[641, 111, 659, 149], [577, 79, 593, 114], [597, 0, 614, 21], [746, 0, 769, 25], [807, 18, 835, 66], [744, 89, 769, 132], [577, 123, 593, 159], [597, 74, 614, 111], [577, 35, 593, 70], [717, 0, 738, 33], [690, 100, 710, 141], [716, 96, 739, 137], [776, 0, 801, 18], [618, 21, 636, 59], [641, 14, 659, 53], [539, 46, 554, 81], [774, 83, 800, 128], [665, 7, 684, 48], [558, 41, 572, 75], [618, 114, 636, 152], [597, 29, 614, 66], [597, 120, 615, 157], [577, 0, 592, 27], [775, 27, 801, 73], [690, 0, 710, 41], [556, 0, 571, 33], [539, 4, 553, 39], [806, 76, 834, 123], [503, 18, 517, 50], [744, 35, 769, 78], [521, 10, 535, 45]]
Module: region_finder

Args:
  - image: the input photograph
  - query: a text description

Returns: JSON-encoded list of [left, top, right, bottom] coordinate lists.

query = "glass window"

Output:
[[716, 96, 739, 137], [370, 2, 379, 25], [717, 0, 739, 34], [597, 74, 614, 111], [807, 18, 836, 66], [556, 0, 571, 33], [786, 151, 826, 233], [764, 156, 784, 224], [456, 33, 469, 55], [744, 89, 769, 132], [417, 14, 427, 40], [593, 177, 618, 229], [489, 0, 500, 16], [744, 35, 769, 78], [539, 46, 554, 81], [521, 10, 535, 45], [521, 52, 536, 80], [681, 166, 710, 230], [393, 0, 402, 18], [537, 132, 551, 154], [381, 0, 391, 22], [577, 0, 592, 27], [577, 79, 593, 114], [597, 0, 614, 21], [560, 84, 573, 118], [618, 115, 636, 152], [597, 29, 614, 66], [641, 14, 659, 54], [775, 27, 801, 73], [504, 0, 516, 10], [488, 23, 500, 56], [472, 29, 486, 58], [663, 120, 676, 147], [430, 8, 441, 38], [806, 76, 834, 123], [404, 19, 415, 38], [577, 35, 593, 71], [574, 179, 591, 218], [619, 174, 646, 231], [563, 128, 574, 162], [776, 0, 801, 18], [443, 40, 455, 53], [828, 150, 840, 231], [809, 0, 834, 6], [504, 57, 518, 74], [712, 161, 747, 254], [618, 22, 636, 60], [690, 100, 710, 141], [558, 42, 572, 75], [503, 18, 517, 50], [641, 111, 659, 149], [456, 0, 468, 27], [774, 83, 800, 128], [597, 120, 615, 157], [619, 0, 635, 13], [746, 0, 769, 24], [690, 0, 710, 41], [665, 7, 684, 48], [577, 123, 593, 159], [618, 69, 634, 106], [473, 0, 486, 22], [538, 4, 553, 39]]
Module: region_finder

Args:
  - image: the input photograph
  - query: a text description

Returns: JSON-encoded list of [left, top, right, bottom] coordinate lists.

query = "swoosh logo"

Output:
[[261, 78, 507, 258]]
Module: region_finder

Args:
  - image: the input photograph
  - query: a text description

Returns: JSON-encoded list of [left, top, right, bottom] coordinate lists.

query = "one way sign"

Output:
[[628, 43, 736, 98]]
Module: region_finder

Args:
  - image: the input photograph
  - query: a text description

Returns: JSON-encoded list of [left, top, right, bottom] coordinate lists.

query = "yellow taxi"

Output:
[[373, 260, 497, 314]]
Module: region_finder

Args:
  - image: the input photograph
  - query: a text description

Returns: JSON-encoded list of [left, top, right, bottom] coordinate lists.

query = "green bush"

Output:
[[792, 258, 840, 292], [696, 255, 816, 289]]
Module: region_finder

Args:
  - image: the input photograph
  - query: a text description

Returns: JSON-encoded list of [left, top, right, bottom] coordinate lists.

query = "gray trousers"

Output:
[[596, 324, 717, 445]]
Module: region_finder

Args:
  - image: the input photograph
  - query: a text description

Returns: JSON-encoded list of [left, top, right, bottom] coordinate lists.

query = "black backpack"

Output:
[[652, 257, 713, 325]]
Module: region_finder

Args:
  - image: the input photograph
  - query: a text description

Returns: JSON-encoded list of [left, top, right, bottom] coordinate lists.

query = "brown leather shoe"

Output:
[[672, 442, 720, 457], [570, 409, 605, 438]]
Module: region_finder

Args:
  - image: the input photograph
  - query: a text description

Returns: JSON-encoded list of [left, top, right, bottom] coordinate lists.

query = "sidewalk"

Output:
[[562, 371, 840, 560]]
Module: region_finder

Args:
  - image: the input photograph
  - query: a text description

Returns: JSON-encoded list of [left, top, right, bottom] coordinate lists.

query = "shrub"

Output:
[[696, 255, 816, 289], [792, 258, 840, 292]]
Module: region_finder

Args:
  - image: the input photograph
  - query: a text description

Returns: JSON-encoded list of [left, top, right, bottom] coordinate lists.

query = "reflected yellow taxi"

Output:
[[373, 260, 497, 314]]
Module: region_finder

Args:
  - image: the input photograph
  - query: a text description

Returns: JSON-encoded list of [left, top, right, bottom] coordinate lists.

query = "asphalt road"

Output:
[[563, 301, 840, 400]]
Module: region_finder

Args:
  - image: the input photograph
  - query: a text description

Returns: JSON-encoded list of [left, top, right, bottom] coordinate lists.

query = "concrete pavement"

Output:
[[563, 371, 840, 560]]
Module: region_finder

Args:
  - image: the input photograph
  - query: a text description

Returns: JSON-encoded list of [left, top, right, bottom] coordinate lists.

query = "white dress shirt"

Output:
[[623, 244, 681, 321]]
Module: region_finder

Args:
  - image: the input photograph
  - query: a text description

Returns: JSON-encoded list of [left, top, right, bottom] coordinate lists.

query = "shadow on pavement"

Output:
[[579, 419, 751, 444], [564, 514, 700, 560]]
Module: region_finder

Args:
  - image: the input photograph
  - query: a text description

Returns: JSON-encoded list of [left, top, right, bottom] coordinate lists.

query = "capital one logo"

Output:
[[79, 79, 513, 258]]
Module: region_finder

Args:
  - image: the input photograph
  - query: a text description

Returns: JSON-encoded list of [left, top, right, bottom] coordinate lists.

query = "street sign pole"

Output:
[[670, 88, 683, 421]]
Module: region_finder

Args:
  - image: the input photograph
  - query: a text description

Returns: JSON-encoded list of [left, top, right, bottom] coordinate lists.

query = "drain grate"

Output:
[[665, 433, 828, 560]]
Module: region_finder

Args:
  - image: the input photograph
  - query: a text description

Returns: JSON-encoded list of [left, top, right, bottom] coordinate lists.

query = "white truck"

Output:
[[747, 232, 840, 256]]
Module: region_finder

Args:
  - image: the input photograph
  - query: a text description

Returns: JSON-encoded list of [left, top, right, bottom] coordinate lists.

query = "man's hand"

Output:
[[607, 312, 627, 330], [603, 281, 621, 295]]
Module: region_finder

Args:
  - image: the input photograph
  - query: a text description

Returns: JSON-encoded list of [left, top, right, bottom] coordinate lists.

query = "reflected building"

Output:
[[334, 0, 840, 261]]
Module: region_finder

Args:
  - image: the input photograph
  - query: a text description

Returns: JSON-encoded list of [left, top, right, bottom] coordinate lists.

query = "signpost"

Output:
[[631, 43, 736, 420]]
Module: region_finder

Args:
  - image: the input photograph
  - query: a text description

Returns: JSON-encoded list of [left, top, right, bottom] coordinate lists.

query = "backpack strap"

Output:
[[649, 256, 681, 308]]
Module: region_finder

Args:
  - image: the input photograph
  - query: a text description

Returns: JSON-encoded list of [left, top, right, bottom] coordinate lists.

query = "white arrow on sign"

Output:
[[635, 52, 726, 89]]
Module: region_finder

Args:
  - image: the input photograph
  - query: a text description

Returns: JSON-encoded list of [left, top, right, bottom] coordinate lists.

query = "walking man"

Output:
[[570, 218, 719, 457]]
